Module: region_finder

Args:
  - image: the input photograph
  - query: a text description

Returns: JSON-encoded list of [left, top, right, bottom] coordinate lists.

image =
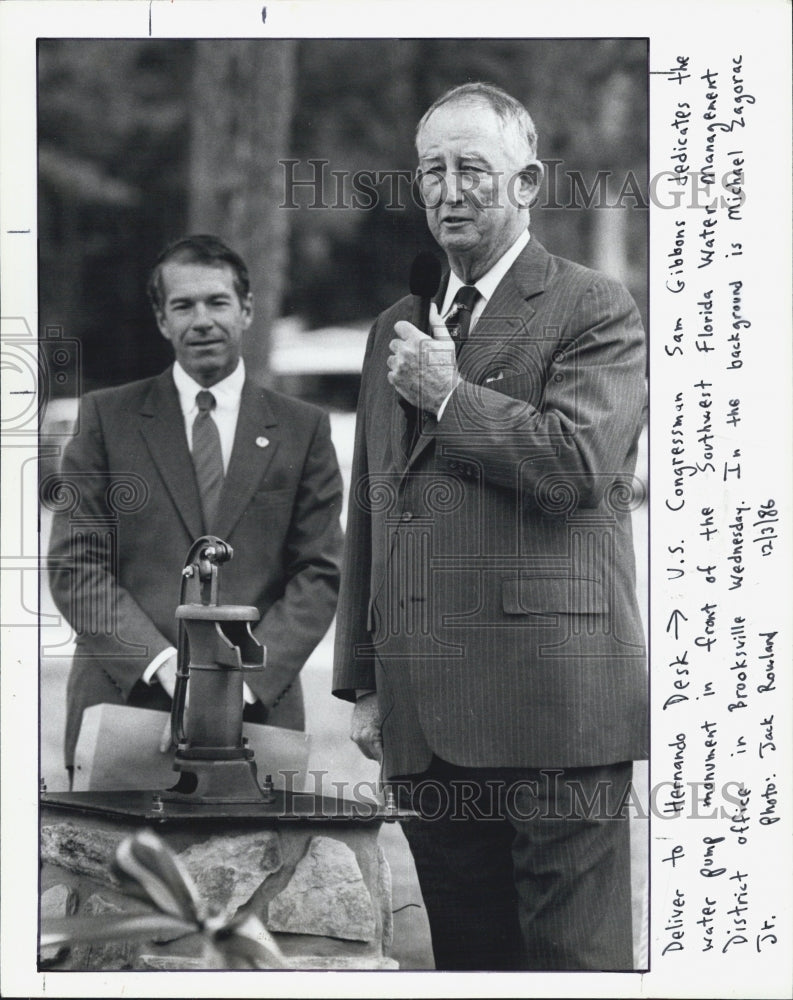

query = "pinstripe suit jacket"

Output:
[[333, 238, 648, 778]]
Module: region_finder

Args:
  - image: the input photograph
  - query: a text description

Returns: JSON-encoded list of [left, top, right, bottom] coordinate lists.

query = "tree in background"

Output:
[[189, 40, 297, 383]]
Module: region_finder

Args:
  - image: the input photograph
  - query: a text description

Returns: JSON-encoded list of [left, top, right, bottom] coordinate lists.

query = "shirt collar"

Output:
[[442, 229, 530, 316], [172, 358, 246, 415]]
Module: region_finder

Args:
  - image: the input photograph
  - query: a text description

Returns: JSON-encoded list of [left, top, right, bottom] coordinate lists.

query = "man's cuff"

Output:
[[142, 646, 177, 685], [145, 647, 255, 703], [355, 688, 376, 701], [436, 383, 459, 421]]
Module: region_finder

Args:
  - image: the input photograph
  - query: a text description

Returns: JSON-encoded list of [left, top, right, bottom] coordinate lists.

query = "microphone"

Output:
[[409, 251, 443, 334], [399, 252, 443, 423]]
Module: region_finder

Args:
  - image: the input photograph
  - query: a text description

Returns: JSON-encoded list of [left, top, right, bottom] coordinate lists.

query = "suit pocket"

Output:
[[502, 575, 608, 615], [481, 371, 538, 402]]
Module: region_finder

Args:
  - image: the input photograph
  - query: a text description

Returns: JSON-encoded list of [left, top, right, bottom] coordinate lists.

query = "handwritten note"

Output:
[[652, 46, 790, 990]]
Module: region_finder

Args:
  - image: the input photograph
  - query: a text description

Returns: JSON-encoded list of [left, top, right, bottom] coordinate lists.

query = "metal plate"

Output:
[[40, 789, 414, 825]]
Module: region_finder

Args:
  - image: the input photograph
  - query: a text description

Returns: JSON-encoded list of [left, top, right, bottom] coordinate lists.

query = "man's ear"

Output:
[[516, 160, 545, 209], [241, 293, 254, 329], [154, 308, 170, 340]]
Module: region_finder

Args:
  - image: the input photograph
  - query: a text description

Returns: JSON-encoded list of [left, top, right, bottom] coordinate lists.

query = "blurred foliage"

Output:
[[39, 39, 193, 389], [38, 38, 647, 394], [287, 38, 648, 327]]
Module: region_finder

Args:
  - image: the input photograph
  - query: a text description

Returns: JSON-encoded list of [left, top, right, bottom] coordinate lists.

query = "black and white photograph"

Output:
[[0, 3, 790, 998], [37, 32, 649, 975]]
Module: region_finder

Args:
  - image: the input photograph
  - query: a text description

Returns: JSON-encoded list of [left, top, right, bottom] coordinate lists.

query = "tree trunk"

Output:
[[188, 40, 298, 383], [591, 69, 631, 284]]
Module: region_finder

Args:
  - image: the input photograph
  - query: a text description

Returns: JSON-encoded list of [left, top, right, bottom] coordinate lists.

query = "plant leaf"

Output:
[[216, 911, 288, 969], [112, 830, 203, 922]]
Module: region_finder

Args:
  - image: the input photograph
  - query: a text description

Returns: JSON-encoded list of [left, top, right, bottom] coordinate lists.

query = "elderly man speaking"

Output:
[[333, 83, 647, 970]]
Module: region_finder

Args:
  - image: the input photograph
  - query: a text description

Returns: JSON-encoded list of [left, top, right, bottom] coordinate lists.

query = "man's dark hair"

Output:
[[147, 234, 251, 311]]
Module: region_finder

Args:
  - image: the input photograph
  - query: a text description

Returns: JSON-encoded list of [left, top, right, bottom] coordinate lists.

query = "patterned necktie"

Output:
[[192, 390, 224, 530], [445, 284, 481, 350]]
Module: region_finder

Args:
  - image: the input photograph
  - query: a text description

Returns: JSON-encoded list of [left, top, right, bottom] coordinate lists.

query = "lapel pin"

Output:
[[256, 436, 270, 448]]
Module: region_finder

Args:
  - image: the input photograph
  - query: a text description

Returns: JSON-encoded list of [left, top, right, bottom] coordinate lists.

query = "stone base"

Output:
[[40, 804, 395, 971]]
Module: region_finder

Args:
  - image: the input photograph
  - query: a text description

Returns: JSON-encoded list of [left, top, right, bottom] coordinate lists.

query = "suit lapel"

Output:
[[214, 380, 280, 539], [459, 236, 550, 380], [405, 238, 552, 470], [137, 369, 205, 539]]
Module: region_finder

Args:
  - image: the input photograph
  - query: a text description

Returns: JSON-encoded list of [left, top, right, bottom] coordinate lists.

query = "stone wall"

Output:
[[40, 806, 397, 971]]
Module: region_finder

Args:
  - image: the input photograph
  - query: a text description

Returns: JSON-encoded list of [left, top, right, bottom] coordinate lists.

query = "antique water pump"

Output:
[[166, 535, 271, 803], [42, 536, 407, 823]]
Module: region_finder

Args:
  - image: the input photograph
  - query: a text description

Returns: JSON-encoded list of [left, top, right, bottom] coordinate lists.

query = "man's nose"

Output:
[[442, 170, 467, 204], [191, 303, 214, 329]]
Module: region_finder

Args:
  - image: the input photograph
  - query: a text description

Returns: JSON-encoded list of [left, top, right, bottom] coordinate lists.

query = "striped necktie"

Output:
[[192, 390, 224, 530]]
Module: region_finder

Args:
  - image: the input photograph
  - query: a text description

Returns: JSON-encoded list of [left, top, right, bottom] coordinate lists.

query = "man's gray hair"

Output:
[[415, 82, 539, 160]]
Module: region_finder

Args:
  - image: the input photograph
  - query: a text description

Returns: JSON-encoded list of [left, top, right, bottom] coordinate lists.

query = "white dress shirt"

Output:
[[172, 357, 246, 473], [144, 359, 256, 703]]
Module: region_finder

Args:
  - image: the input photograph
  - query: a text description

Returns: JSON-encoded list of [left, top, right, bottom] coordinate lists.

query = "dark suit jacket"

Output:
[[333, 239, 648, 779], [48, 369, 344, 767]]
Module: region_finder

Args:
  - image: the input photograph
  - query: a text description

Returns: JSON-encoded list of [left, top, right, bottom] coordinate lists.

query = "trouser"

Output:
[[397, 756, 635, 971]]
